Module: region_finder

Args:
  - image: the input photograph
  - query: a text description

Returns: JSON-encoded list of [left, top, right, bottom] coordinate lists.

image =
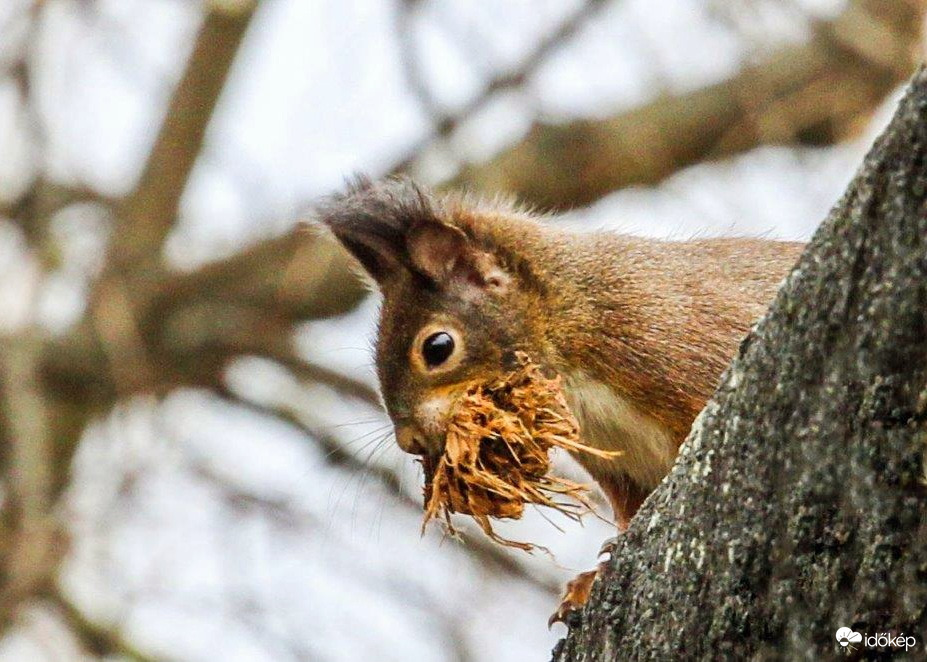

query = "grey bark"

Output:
[[554, 66, 927, 661]]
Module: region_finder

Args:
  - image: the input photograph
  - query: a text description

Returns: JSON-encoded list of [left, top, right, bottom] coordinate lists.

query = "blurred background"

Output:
[[0, 0, 923, 660]]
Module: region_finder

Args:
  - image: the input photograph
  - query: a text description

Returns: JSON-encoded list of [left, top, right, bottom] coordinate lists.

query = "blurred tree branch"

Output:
[[392, 0, 610, 174], [110, 4, 257, 269], [0, 334, 62, 631], [444, 0, 926, 209], [50, 588, 160, 662], [0, 1, 113, 259]]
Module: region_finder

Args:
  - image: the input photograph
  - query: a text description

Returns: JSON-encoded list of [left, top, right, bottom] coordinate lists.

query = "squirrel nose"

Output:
[[395, 424, 427, 455]]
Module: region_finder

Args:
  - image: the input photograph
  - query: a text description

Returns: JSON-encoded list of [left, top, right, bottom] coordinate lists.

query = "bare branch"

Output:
[[389, 0, 610, 174], [50, 588, 162, 662], [395, 0, 442, 122], [37, 230, 370, 406], [445, 0, 926, 210], [154, 228, 367, 322], [254, 348, 381, 407], [110, 4, 258, 268], [1, 334, 53, 518], [0, 4, 112, 252], [0, 333, 64, 628]]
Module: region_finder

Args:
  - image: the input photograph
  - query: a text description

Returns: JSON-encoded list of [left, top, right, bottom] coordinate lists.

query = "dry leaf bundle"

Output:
[[421, 352, 619, 552]]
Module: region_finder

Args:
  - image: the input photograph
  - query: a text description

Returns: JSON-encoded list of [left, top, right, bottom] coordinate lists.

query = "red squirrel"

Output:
[[320, 176, 802, 624]]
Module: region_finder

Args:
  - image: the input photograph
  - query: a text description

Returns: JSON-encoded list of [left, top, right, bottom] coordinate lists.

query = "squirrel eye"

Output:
[[422, 332, 455, 368]]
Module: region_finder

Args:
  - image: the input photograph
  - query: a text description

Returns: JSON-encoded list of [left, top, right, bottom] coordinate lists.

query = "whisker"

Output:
[[329, 430, 394, 522], [319, 424, 392, 464], [342, 426, 394, 456], [350, 434, 397, 534], [317, 418, 389, 431]]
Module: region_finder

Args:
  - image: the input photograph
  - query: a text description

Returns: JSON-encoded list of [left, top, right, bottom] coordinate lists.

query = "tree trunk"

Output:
[[554, 65, 927, 661]]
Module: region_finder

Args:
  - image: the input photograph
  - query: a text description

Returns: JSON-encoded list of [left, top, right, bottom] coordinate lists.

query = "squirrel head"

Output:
[[320, 176, 555, 457]]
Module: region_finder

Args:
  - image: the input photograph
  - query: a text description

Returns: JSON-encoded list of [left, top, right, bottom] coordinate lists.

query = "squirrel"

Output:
[[320, 175, 803, 625]]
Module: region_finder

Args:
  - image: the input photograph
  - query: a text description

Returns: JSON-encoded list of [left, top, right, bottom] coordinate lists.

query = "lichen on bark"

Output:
[[555, 66, 927, 661]]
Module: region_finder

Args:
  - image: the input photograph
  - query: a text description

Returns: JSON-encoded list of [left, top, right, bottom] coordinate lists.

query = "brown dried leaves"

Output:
[[421, 352, 619, 552]]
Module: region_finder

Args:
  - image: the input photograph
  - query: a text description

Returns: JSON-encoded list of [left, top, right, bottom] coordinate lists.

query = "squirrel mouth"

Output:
[[419, 450, 440, 486]]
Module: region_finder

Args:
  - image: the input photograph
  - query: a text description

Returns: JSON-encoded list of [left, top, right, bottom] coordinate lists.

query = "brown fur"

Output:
[[321, 176, 803, 525]]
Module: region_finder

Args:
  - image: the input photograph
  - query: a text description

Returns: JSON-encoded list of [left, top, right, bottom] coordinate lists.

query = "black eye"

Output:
[[422, 332, 455, 367]]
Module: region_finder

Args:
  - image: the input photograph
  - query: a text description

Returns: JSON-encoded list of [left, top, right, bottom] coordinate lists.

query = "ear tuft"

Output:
[[318, 175, 439, 285]]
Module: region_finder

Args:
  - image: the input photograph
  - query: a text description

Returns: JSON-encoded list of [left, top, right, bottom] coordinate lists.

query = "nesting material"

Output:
[[421, 352, 620, 552]]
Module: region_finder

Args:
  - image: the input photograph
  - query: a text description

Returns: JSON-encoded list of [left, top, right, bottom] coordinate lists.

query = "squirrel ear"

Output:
[[322, 218, 403, 284], [407, 221, 471, 283], [320, 176, 507, 293], [318, 176, 415, 285], [407, 220, 508, 294]]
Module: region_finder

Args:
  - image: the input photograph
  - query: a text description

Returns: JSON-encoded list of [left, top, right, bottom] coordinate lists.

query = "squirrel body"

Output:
[[321, 176, 803, 527], [563, 371, 675, 525]]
